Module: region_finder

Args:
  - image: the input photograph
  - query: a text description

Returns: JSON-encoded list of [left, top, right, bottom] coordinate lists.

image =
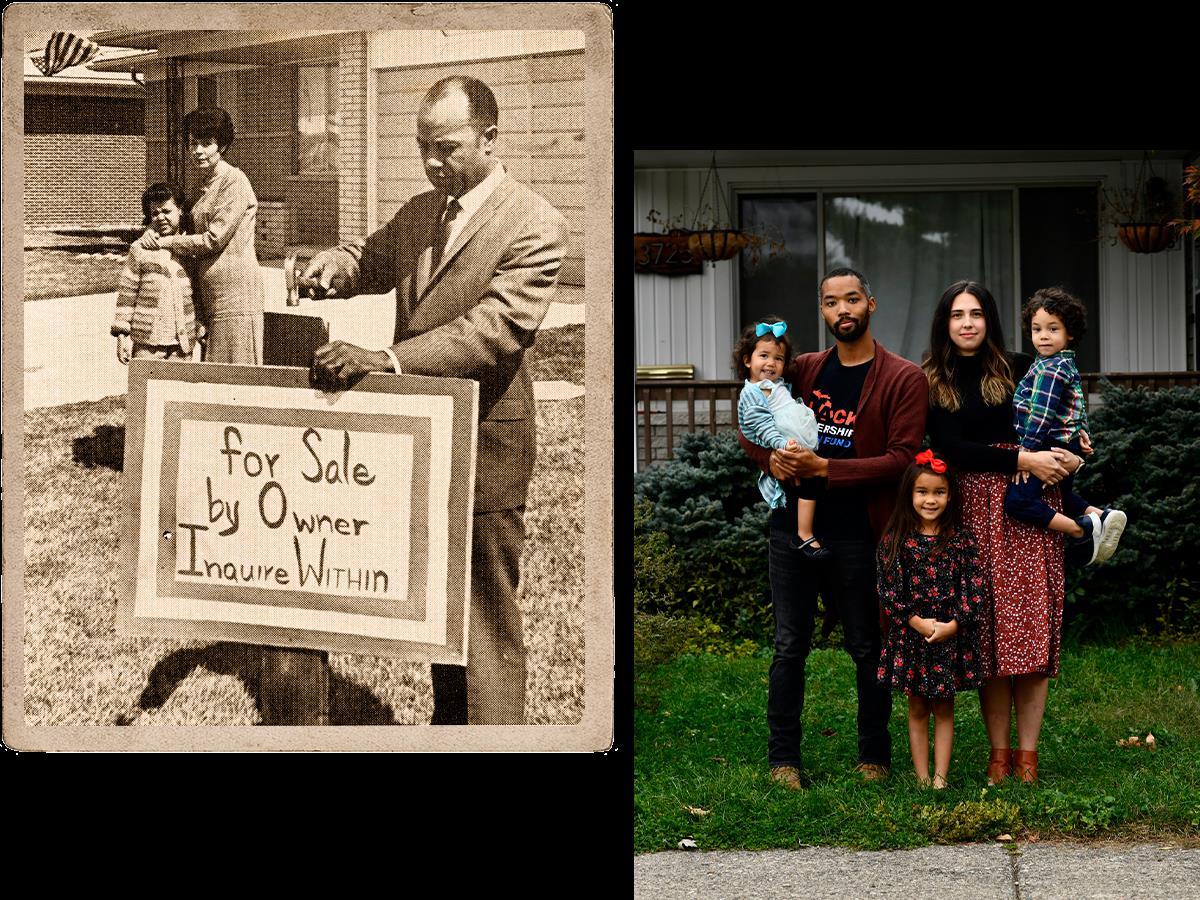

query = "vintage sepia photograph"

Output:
[[4, 4, 613, 751]]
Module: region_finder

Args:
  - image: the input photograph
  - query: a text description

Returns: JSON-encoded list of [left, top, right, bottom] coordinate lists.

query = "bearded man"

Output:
[[737, 267, 927, 788]]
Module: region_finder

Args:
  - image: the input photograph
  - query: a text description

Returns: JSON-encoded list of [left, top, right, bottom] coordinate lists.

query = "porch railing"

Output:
[[635, 372, 1200, 471]]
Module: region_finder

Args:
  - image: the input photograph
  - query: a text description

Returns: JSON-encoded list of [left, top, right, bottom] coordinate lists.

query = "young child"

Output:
[[877, 451, 985, 788], [1005, 287, 1126, 565], [112, 183, 200, 364], [735, 317, 827, 558]]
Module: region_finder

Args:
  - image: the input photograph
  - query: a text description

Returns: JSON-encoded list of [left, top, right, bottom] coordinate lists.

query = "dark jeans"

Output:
[[766, 508, 892, 769], [1005, 437, 1089, 528]]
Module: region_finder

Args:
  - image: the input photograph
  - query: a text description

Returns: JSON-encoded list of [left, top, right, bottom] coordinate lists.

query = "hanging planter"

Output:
[[1099, 152, 1183, 254], [1116, 223, 1175, 254], [688, 152, 747, 266], [687, 228, 748, 261]]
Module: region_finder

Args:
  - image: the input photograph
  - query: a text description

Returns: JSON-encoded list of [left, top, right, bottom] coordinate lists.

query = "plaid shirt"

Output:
[[1012, 350, 1089, 450]]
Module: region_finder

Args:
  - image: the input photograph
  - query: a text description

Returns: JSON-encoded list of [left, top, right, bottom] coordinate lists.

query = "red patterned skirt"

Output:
[[957, 449, 1065, 679]]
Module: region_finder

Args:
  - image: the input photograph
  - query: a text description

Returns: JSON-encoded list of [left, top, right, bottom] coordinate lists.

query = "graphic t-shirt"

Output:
[[806, 352, 873, 541]]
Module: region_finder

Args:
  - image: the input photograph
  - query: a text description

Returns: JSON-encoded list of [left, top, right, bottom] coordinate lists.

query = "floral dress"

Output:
[[876, 529, 986, 698]]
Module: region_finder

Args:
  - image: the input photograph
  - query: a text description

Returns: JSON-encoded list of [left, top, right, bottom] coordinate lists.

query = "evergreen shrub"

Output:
[[1068, 384, 1200, 637], [634, 432, 773, 641]]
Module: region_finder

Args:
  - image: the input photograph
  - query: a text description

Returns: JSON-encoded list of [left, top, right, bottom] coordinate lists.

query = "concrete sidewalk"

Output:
[[21, 265, 585, 409], [634, 843, 1200, 899]]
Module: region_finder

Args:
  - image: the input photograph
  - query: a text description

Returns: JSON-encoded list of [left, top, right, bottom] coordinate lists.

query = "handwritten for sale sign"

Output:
[[116, 362, 477, 663]]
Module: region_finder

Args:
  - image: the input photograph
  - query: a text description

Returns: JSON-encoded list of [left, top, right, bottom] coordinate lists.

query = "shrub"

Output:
[[634, 432, 772, 640], [1067, 384, 1200, 638], [634, 498, 683, 613], [633, 612, 760, 671]]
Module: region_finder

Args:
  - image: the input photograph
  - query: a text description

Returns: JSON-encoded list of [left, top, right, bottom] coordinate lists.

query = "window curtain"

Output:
[[824, 192, 1014, 363]]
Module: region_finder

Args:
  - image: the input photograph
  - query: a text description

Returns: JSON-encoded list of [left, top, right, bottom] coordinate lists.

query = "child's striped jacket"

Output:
[[111, 239, 197, 351]]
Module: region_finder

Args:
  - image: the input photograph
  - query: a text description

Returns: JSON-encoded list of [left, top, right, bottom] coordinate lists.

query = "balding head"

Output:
[[420, 76, 499, 131], [416, 75, 500, 197]]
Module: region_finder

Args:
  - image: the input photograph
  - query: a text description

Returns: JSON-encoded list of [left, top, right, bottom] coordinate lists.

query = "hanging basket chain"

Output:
[[690, 151, 735, 231]]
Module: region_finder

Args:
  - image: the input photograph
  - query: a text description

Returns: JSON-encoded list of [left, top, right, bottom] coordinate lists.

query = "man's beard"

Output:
[[826, 311, 870, 343]]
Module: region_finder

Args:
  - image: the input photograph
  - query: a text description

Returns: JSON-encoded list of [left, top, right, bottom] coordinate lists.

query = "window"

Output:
[[825, 191, 1014, 363], [740, 189, 1019, 364], [297, 65, 339, 174]]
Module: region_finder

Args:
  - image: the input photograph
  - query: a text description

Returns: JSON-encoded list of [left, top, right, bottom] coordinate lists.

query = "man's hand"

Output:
[[770, 445, 828, 481], [299, 249, 356, 300], [311, 341, 391, 390]]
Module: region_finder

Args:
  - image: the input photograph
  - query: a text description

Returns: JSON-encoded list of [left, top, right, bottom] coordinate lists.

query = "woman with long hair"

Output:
[[923, 280, 1084, 784]]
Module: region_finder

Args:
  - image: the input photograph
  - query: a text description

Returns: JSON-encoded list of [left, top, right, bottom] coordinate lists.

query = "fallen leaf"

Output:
[[677, 839, 698, 851], [820, 729, 837, 736], [1146, 733, 1157, 751], [997, 834, 1014, 842], [685, 806, 710, 817], [711, 757, 726, 764]]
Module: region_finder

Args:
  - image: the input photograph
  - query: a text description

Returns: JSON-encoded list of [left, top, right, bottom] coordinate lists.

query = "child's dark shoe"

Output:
[[1095, 508, 1127, 563], [790, 536, 831, 559], [1071, 511, 1102, 565]]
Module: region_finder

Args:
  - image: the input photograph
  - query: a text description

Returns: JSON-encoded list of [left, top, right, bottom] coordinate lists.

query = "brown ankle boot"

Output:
[[986, 748, 1013, 785], [1012, 749, 1038, 783]]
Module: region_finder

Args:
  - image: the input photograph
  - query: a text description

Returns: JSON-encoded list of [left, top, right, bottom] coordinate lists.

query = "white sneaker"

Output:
[[1095, 509, 1127, 563]]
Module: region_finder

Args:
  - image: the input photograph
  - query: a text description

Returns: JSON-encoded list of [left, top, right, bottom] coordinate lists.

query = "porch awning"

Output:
[[89, 30, 351, 66]]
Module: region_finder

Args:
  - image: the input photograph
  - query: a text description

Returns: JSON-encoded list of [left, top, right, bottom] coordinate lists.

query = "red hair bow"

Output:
[[915, 449, 946, 474]]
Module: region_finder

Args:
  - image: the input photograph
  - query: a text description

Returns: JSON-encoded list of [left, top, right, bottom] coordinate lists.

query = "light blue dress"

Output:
[[737, 378, 819, 508]]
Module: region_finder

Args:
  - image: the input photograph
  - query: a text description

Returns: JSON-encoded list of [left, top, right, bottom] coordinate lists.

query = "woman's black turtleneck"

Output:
[[926, 351, 1034, 473]]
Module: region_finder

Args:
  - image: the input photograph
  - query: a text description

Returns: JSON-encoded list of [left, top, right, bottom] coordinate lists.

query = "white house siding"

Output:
[[634, 158, 1188, 377], [1098, 158, 1188, 372], [371, 32, 586, 307], [634, 168, 736, 379]]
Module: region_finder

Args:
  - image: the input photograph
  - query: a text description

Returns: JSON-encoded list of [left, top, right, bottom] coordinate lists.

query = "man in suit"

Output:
[[303, 75, 569, 725]]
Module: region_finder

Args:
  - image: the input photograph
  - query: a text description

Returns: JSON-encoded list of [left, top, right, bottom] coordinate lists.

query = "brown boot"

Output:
[[1012, 749, 1038, 783], [770, 765, 803, 791], [986, 748, 1013, 785]]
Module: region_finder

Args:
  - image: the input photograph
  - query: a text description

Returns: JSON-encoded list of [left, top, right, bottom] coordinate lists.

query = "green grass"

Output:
[[23, 388, 585, 726], [635, 643, 1200, 851], [23, 249, 125, 301]]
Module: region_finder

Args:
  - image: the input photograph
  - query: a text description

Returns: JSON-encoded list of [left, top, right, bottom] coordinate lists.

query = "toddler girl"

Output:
[[735, 317, 826, 558], [877, 451, 985, 788], [112, 183, 199, 363]]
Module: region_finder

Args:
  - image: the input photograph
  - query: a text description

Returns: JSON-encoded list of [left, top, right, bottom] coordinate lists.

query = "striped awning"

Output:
[[31, 32, 100, 77]]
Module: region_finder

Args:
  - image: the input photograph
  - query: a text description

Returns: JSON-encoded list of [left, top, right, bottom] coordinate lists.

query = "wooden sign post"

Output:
[[116, 361, 478, 724], [260, 311, 332, 726]]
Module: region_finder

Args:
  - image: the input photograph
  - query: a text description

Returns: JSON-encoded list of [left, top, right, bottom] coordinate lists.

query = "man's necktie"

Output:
[[432, 197, 461, 269]]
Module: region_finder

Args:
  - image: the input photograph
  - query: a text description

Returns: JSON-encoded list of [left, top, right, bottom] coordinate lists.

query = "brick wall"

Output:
[[255, 200, 289, 259], [24, 93, 146, 230], [338, 34, 368, 243]]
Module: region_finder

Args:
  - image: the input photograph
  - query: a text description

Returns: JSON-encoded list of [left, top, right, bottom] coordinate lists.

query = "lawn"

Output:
[[527, 323, 583, 384], [23, 248, 126, 301], [635, 643, 1200, 851], [22, 388, 585, 726]]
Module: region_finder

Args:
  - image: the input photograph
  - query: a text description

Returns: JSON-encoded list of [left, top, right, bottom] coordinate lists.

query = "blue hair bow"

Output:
[[756, 321, 787, 339]]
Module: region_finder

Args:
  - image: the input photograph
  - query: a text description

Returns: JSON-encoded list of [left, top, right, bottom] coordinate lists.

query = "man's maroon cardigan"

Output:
[[738, 340, 929, 540]]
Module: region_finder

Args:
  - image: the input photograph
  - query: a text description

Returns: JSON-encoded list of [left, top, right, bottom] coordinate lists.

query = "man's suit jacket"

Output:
[[339, 173, 569, 513]]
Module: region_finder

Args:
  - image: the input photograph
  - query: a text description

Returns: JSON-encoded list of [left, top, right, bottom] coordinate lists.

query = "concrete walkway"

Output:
[[21, 265, 585, 409], [635, 843, 1200, 900]]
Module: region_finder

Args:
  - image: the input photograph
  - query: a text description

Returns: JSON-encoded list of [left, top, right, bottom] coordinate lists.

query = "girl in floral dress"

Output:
[[877, 451, 986, 788]]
